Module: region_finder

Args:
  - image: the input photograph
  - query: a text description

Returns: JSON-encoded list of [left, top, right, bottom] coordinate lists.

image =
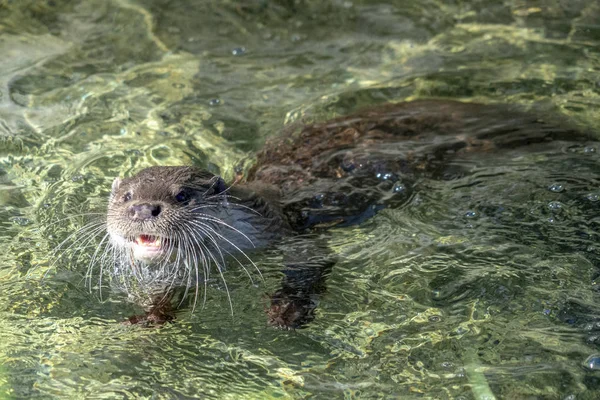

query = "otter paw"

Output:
[[123, 309, 175, 327], [266, 292, 316, 330]]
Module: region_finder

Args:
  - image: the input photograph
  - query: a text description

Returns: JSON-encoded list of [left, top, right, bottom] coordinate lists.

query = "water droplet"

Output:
[[586, 193, 600, 202], [428, 315, 441, 323], [392, 182, 406, 193], [208, 98, 221, 106], [464, 211, 477, 218], [119, 128, 127, 135], [172, 83, 185, 89], [11, 217, 30, 226], [548, 217, 556, 223], [584, 355, 600, 370], [232, 47, 246, 56], [548, 183, 564, 193], [548, 201, 562, 210], [584, 146, 596, 153]]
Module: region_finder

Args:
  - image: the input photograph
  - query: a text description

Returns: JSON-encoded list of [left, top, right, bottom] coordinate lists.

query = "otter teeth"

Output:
[[135, 235, 161, 247]]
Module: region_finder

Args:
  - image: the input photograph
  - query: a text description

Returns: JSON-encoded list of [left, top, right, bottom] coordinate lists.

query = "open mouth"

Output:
[[135, 234, 163, 247], [130, 234, 169, 260]]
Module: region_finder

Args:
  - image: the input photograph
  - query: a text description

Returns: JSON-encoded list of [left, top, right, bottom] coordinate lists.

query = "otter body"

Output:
[[102, 100, 590, 326]]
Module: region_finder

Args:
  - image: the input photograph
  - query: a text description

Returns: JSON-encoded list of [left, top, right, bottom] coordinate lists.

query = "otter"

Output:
[[100, 99, 590, 327]]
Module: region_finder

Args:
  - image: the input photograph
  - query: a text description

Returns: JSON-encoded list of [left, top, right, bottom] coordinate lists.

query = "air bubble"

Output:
[[586, 193, 599, 202], [548, 183, 564, 193], [341, 160, 355, 172], [311, 194, 325, 208], [232, 47, 246, 56], [209, 98, 221, 106], [11, 217, 31, 226], [392, 182, 406, 193], [584, 355, 600, 370], [376, 172, 393, 180], [548, 201, 562, 210], [464, 211, 477, 218], [584, 146, 597, 153]]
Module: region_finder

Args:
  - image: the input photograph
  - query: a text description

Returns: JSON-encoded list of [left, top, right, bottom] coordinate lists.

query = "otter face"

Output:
[[107, 166, 227, 264]]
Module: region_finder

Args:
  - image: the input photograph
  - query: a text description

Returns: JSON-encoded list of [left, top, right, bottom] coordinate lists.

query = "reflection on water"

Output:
[[1, 0, 600, 398]]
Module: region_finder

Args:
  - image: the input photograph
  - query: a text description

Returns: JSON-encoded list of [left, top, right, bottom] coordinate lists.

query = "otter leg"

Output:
[[267, 239, 335, 329]]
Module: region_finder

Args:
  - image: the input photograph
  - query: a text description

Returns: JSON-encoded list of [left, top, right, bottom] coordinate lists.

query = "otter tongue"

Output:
[[137, 235, 161, 247]]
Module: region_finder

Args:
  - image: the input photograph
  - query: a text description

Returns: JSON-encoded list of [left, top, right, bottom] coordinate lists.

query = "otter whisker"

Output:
[[49, 219, 106, 262], [47, 212, 107, 226], [96, 241, 117, 301], [188, 212, 256, 248], [189, 225, 257, 283], [212, 197, 264, 217], [183, 221, 247, 284], [156, 234, 185, 306], [46, 220, 108, 280], [196, 230, 234, 317], [175, 231, 193, 307], [179, 224, 211, 311], [187, 219, 262, 281], [176, 227, 201, 310], [84, 231, 112, 291], [191, 223, 229, 277]]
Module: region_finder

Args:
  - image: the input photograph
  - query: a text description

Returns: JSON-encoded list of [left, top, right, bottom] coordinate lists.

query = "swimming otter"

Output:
[[101, 99, 589, 327]]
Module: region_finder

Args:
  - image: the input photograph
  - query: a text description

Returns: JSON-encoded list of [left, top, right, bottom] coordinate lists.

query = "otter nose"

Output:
[[128, 203, 162, 220]]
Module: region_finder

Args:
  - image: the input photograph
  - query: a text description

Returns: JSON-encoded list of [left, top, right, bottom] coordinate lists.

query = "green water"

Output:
[[1, 0, 600, 398]]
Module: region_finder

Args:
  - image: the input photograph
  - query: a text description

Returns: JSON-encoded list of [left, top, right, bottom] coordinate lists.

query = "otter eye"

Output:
[[175, 190, 188, 203], [122, 192, 132, 202]]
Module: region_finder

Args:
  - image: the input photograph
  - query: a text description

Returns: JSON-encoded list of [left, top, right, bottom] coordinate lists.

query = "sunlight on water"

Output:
[[1, 0, 600, 398]]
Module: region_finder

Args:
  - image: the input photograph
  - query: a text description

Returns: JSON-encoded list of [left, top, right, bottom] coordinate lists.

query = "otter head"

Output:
[[107, 166, 228, 264]]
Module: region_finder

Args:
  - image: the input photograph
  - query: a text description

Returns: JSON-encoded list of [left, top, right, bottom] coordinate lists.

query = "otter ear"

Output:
[[111, 177, 121, 195]]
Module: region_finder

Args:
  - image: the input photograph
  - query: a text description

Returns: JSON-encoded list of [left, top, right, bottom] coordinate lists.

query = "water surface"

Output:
[[1, 0, 600, 398]]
